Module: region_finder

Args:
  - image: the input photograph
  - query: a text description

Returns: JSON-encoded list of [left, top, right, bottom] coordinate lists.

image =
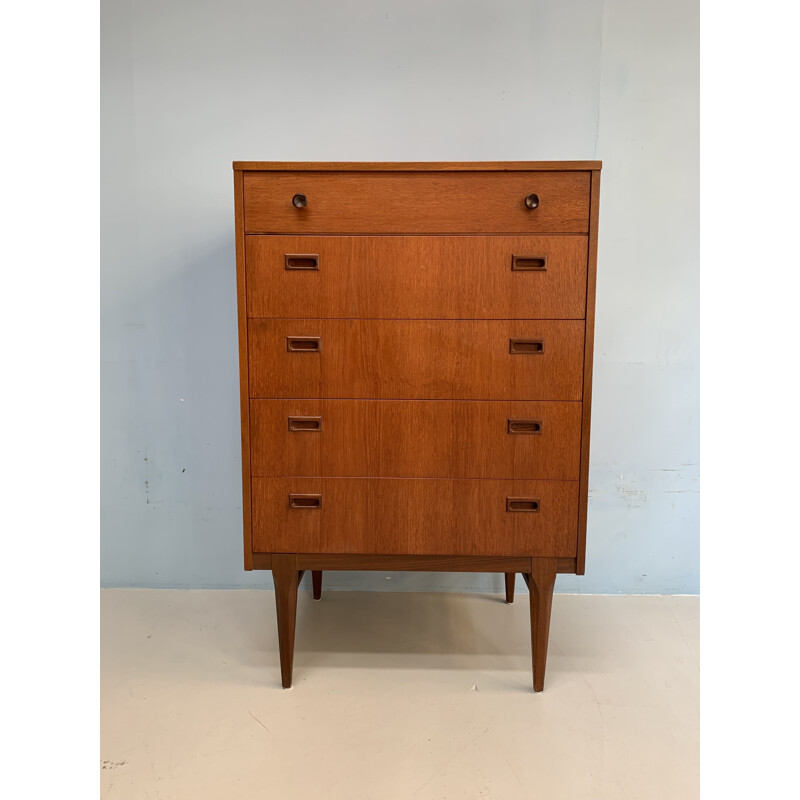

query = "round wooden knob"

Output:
[[292, 193, 307, 208], [524, 193, 540, 209]]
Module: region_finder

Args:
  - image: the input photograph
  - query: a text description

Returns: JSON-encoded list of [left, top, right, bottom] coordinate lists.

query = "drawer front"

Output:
[[250, 399, 582, 480], [251, 477, 579, 556], [246, 235, 588, 319], [248, 319, 584, 400], [242, 171, 590, 234]]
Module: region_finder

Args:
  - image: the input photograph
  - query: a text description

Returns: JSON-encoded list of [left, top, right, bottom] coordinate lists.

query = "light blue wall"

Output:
[[101, 0, 698, 594]]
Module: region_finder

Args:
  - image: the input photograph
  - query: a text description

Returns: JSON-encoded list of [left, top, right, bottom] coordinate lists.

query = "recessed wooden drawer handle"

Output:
[[511, 255, 547, 271], [292, 193, 307, 208], [289, 493, 322, 509], [286, 336, 321, 352], [507, 418, 542, 435], [524, 193, 540, 209], [285, 254, 319, 270], [509, 338, 544, 354], [506, 497, 540, 513], [288, 416, 322, 432]]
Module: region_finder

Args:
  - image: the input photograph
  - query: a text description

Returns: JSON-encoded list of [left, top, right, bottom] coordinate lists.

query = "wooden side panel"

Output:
[[248, 319, 585, 401], [234, 169, 253, 569], [245, 235, 588, 320], [250, 399, 582, 480], [251, 477, 580, 557], [243, 171, 591, 234], [576, 170, 601, 574]]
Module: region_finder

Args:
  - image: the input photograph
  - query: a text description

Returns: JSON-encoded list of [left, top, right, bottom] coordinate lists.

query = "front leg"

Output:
[[526, 558, 558, 692], [272, 554, 300, 688]]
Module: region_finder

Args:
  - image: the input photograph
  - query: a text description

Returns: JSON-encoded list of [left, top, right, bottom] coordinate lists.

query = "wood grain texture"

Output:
[[251, 477, 579, 556], [272, 554, 300, 688], [235, 161, 600, 691], [527, 557, 558, 692], [253, 554, 577, 573], [249, 399, 582, 480], [245, 235, 588, 320], [296, 555, 533, 572], [576, 170, 601, 575], [248, 319, 585, 401], [234, 161, 602, 172], [233, 169, 253, 570], [242, 172, 591, 234]]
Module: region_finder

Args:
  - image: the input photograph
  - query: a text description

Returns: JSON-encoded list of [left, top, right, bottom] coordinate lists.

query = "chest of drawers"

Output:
[[233, 161, 601, 691]]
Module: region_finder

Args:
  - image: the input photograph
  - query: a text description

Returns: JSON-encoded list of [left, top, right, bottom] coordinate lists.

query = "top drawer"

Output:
[[242, 171, 591, 234]]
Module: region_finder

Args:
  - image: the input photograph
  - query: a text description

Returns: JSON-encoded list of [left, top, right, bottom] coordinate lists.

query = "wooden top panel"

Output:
[[233, 160, 602, 172]]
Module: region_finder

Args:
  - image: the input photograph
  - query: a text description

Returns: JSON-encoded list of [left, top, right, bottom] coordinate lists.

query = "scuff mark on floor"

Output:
[[248, 710, 275, 737]]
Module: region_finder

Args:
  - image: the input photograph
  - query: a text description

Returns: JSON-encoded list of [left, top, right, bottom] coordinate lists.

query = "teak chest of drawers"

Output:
[[233, 160, 601, 691]]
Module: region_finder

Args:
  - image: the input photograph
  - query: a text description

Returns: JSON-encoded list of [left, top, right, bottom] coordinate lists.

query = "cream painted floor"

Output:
[[101, 587, 699, 799]]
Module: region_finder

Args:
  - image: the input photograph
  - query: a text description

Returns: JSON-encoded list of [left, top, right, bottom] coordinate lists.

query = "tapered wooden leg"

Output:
[[312, 570, 322, 600], [527, 558, 558, 692], [272, 554, 299, 689], [504, 572, 515, 603]]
